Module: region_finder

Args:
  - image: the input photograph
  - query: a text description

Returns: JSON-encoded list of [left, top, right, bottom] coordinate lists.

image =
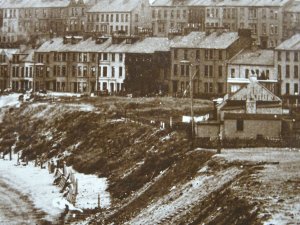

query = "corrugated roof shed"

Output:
[[88, 0, 140, 12], [171, 31, 239, 49], [0, 0, 69, 8], [275, 34, 300, 50], [229, 49, 274, 66]]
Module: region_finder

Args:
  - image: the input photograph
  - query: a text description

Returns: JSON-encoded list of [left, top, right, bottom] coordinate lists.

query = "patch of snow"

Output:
[[0, 94, 21, 122], [47, 92, 81, 98], [0, 93, 21, 108], [64, 103, 95, 112], [0, 155, 64, 222], [72, 170, 111, 209]]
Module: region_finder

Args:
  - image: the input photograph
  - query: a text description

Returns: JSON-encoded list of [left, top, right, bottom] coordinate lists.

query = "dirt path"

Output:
[[0, 177, 49, 225]]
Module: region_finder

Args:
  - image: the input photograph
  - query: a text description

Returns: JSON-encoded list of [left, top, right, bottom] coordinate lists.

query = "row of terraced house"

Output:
[[0, 31, 300, 103], [1, 0, 300, 49]]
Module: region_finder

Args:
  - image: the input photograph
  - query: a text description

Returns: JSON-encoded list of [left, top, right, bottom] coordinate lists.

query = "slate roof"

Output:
[[285, 0, 300, 13], [229, 49, 274, 66], [275, 34, 300, 51], [88, 0, 140, 13], [23, 50, 35, 62], [171, 31, 239, 49], [152, 0, 189, 7], [0, 0, 69, 9], [127, 37, 171, 53], [0, 49, 19, 60], [36, 36, 172, 54], [151, 0, 291, 7]]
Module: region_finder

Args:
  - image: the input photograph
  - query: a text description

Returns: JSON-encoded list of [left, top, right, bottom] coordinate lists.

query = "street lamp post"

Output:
[[180, 60, 194, 140]]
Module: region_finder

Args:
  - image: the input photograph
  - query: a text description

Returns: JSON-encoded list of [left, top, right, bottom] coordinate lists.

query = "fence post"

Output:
[[9, 149, 12, 161], [98, 193, 101, 209], [63, 161, 66, 176], [75, 179, 78, 195]]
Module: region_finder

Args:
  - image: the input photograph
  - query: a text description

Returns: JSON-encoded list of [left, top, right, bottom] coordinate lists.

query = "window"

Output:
[[57, 66, 61, 76], [152, 10, 155, 18], [196, 65, 200, 77], [72, 66, 77, 77], [174, 49, 178, 59], [294, 83, 298, 94], [236, 119, 244, 131], [278, 65, 281, 78], [119, 53, 123, 62], [181, 65, 185, 76], [276, 52, 281, 63], [78, 66, 82, 76], [186, 65, 189, 76], [286, 83, 290, 94], [62, 66, 66, 76], [173, 64, 177, 76], [204, 65, 209, 77], [184, 50, 188, 60], [111, 53, 115, 62], [286, 52, 290, 61], [219, 50, 222, 60], [295, 65, 299, 78], [103, 67, 107, 77], [218, 65, 222, 77], [91, 67, 96, 76], [119, 67, 122, 77], [295, 52, 299, 62], [209, 65, 213, 77], [205, 50, 208, 60], [286, 65, 290, 78], [196, 50, 200, 60], [21, 67, 24, 77], [245, 69, 249, 78], [209, 50, 213, 59], [83, 66, 87, 76], [111, 66, 115, 77], [231, 68, 235, 78], [209, 83, 213, 92], [171, 10, 174, 19], [103, 53, 107, 61]]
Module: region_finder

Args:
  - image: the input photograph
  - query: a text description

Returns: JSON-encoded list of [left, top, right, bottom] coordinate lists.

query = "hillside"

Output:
[[0, 94, 299, 225]]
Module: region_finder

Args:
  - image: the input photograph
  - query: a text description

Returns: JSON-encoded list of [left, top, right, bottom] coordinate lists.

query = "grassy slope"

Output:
[[0, 97, 264, 224]]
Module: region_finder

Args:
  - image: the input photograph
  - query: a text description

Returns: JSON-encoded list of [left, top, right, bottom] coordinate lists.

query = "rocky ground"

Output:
[[0, 93, 299, 225]]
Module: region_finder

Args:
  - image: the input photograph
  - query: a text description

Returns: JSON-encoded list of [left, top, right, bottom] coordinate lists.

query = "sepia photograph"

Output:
[[0, 0, 299, 224]]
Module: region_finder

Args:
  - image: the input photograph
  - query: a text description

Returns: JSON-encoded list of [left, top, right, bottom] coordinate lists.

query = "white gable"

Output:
[[230, 78, 281, 102]]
